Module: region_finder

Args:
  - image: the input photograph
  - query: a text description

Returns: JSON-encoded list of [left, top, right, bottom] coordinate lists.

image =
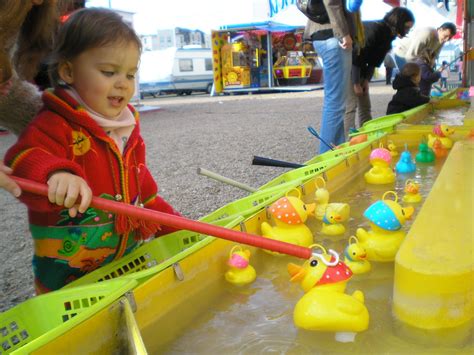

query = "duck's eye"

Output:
[[353, 252, 356, 255], [303, 205, 307, 211], [401, 209, 405, 216], [310, 260, 318, 267]]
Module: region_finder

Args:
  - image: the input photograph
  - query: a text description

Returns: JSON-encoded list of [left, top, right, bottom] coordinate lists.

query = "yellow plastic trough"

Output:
[[3, 91, 473, 353]]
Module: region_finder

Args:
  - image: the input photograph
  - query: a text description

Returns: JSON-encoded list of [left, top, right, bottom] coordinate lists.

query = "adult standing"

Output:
[[344, 7, 415, 137], [392, 22, 457, 70], [303, 0, 357, 153]]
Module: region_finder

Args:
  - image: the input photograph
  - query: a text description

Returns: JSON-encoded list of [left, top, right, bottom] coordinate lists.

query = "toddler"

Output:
[[5, 8, 180, 293], [386, 62, 430, 115], [414, 50, 441, 96]]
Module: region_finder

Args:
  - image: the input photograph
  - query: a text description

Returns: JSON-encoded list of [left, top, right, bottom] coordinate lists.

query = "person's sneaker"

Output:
[[0, 128, 9, 136]]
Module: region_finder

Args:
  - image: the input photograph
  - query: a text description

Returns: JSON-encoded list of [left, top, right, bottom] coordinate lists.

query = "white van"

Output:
[[139, 47, 214, 97]]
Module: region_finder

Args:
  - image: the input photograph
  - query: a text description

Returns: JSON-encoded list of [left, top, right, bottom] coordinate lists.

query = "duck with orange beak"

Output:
[[428, 124, 455, 149], [356, 191, 414, 262], [288, 245, 369, 342], [344, 236, 371, 274], [320, 205, 349, 236]]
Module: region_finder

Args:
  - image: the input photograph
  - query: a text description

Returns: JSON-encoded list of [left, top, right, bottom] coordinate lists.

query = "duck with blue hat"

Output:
[[356, 191, 414, 262]]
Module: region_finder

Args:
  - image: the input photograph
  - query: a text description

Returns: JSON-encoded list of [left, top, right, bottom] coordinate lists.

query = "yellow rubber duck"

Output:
[[428, 124, 455, 149], [288, 244, 369, 342], [364, 145, 396, 185], [387, 140, 399, 158], [344, 236, 371, 275], [225, 246, 256, 286], [356, 191, 414, 262], [320, 205, 348, 236], [402, 179, 422, 203], [432, 138, 448, 159], [314, 177, 350, 222], [314, 176, 330, 220], [261, 189, 316, 252]]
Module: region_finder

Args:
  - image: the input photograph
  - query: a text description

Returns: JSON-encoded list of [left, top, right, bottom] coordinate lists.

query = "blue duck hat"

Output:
[[363, 200, 401, 231]]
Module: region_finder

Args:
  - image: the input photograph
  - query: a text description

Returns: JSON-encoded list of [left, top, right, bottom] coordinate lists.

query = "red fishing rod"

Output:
[[12, 176, 313, 260]]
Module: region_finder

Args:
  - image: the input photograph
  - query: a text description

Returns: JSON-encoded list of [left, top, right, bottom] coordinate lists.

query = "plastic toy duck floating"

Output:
[[344, 236, 371, 275], [364, 144, 396, 184], [402, 179, 422, 203], [321, 205, 349, 236], [387, 140, 398, 157], [261, 189, 316, 252], [288, 244, 369, 342], [432, 138, 448, 159], [428, 124, 455, 149], [314, 177, 330, 220], [313, 177, 350, 222], [395, 146, 416, 174], [225, 245, 256, 286], [356, 191, 414, 262], [415, 141, 435, 163]]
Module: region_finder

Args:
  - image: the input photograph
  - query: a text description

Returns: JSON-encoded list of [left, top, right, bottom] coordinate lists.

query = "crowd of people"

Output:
[[0, 0, 461, 293], [303, 0, 457, 153]]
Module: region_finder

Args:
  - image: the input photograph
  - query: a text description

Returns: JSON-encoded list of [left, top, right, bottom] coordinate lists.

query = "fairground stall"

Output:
[[210, 21, 323, 95], [1, 2, 474, 354]]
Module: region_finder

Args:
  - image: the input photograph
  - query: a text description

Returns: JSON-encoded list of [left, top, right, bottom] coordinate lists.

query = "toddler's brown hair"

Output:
[[401, 62, 420, 84]]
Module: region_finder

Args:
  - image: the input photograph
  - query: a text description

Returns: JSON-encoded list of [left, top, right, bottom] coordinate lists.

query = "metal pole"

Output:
[[267, 31, 273, 88], [197, 168, 257, 193]]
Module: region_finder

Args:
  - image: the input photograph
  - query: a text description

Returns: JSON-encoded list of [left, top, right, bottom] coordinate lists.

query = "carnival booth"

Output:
[[211, 21, 323, 94]]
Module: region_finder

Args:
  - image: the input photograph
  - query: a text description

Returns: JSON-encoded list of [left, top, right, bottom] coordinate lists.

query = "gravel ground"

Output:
[[0, 82, 394, 312]]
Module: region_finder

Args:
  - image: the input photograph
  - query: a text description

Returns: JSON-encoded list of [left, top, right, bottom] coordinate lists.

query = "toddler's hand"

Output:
[[47, 172, 92, 217], [0, 161, 21, 197]]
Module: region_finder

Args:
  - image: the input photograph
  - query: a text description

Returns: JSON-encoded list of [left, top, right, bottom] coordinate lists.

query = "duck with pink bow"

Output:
[[225, 245, 256, 286]]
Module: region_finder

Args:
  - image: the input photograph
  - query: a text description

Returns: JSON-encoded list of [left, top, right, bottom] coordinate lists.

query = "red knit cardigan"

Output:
[[6, 88, 180, 241]]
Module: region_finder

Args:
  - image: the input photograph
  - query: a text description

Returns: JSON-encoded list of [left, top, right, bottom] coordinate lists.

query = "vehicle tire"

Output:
[[185, 91, 192, 95], [177, 91, 184, 96], [206, 83, 213, 94]]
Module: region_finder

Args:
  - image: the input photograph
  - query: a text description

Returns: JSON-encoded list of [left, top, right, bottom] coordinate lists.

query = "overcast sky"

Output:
[[87, 0, 456, 35], [87, 0, 259, 34]]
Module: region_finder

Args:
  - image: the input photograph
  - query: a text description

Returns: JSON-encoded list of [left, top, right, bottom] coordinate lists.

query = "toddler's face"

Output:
[[413, 72, 421, 85], [60, 41, 139, 118]]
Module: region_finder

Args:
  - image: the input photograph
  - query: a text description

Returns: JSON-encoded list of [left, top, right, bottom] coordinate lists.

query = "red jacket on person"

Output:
[[5, 88, 180, 292]]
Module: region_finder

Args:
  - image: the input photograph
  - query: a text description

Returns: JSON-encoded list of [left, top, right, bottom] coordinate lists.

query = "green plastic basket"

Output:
[[0, 279, 136, 354], [65, 215, 245, 288], [258, 138, 379, 191], [349, 114, 405, 138], [258, 157, 341, 191], [305, 139, 374, 164], [205, 178, 303, 222], [66, 181, 302, 289]]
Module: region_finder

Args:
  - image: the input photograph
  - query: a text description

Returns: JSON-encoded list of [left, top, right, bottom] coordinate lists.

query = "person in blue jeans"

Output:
[[304, 0, 356, 153]]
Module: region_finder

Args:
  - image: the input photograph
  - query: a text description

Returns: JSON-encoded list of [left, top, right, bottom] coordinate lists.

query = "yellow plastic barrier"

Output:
[[393, 140, 474, 345]]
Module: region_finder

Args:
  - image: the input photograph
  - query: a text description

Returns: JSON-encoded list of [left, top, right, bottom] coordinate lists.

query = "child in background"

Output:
[[440, 60, 449, 89], [386, 62, 430, 114], [5, 8, 180, 293], [414, 50, 441, 96]]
